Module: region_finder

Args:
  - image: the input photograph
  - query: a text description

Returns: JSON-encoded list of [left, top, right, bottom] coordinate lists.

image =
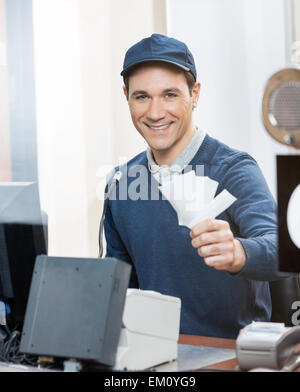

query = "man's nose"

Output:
[[146, 98, 165, 122]]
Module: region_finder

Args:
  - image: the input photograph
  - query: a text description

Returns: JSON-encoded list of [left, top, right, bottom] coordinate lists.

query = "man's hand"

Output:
[[190, 218, 246, 274]]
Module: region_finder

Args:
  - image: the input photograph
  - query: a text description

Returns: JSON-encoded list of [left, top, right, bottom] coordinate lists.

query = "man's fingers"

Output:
[[191, 229, 233, 248], [197, 242, 234, 258], [189, 218, 241, 273], [202, 254, 235, 270], [190, 218, 229, 238], [190, 218, 216, 238]]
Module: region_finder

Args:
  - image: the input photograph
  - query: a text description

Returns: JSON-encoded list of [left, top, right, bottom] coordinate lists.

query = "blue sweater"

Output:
[[104, 134, 280, 339]]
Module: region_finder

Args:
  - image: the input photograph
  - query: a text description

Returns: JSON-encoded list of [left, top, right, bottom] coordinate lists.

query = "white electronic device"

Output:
[[114, 289, 181, 371], [236, 321, 300, 371]]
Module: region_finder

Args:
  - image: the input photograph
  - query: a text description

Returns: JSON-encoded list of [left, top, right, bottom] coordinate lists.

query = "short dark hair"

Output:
[[123, 64, 196, 96]]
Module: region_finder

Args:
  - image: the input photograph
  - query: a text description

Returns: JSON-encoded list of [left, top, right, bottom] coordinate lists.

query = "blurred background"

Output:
[[0, 0, 299, 258]]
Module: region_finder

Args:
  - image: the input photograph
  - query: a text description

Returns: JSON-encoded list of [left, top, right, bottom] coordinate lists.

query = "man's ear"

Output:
[[192, 82, 201, 107], [123, 85, 129, 101]]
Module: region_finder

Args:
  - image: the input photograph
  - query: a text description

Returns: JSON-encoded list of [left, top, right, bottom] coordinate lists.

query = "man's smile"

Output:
[[144, 121, 174, 132]]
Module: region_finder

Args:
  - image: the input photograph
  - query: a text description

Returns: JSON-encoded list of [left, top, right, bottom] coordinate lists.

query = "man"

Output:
[[104, 34, 280, 339]]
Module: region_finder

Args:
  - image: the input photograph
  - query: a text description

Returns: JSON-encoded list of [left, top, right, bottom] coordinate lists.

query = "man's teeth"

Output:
[[149, 124, 170, 130]]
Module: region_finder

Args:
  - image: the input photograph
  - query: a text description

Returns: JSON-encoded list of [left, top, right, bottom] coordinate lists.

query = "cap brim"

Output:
[[121, 58, 190, 76]]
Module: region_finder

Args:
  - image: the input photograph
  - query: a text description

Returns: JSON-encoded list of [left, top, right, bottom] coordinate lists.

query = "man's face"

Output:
[[124, 62, 200, 164]]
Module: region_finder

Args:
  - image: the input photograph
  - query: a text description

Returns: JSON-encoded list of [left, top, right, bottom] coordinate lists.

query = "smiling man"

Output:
[[104, 34, 281, 339]]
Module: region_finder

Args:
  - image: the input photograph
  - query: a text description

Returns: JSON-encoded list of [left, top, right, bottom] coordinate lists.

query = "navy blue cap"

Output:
[[121, 34, 197, 81]]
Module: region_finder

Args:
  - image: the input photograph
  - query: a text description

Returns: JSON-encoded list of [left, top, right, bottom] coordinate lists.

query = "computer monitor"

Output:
[[0, 182, 47, 324]]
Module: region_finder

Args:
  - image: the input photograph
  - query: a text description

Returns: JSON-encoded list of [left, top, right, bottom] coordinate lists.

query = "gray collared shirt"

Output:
[[146, 127, 206, 184]]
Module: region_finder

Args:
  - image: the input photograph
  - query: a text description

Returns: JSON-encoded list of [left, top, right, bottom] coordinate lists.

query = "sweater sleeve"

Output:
[[222, 154, 286, 281]]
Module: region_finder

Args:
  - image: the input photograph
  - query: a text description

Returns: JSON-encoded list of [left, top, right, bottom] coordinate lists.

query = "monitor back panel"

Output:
[[20, 256, 131, 366]]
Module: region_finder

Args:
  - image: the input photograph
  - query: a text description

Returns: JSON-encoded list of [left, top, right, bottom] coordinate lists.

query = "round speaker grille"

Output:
[[269, 81, 300, 131], [262, 67, 300, 148]]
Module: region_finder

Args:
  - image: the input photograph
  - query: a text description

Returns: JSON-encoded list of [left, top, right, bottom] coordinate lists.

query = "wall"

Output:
[[0, 0, 10, 181], [293, 0, 300, 41]]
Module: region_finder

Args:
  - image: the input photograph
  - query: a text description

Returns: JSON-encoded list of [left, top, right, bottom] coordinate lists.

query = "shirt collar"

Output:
[[147, 127, 206, 177]]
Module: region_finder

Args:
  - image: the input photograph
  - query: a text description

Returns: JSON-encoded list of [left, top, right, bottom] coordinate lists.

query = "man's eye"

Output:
[[136, 95, 148, 100], [165, 93, 177, 98]]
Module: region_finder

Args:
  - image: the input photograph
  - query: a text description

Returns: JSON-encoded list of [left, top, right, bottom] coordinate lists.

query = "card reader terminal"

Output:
[[236, 321, 300, 370]]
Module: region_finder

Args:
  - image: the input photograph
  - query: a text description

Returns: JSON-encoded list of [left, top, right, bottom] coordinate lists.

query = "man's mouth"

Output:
[[145, 122, 173, 131]]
